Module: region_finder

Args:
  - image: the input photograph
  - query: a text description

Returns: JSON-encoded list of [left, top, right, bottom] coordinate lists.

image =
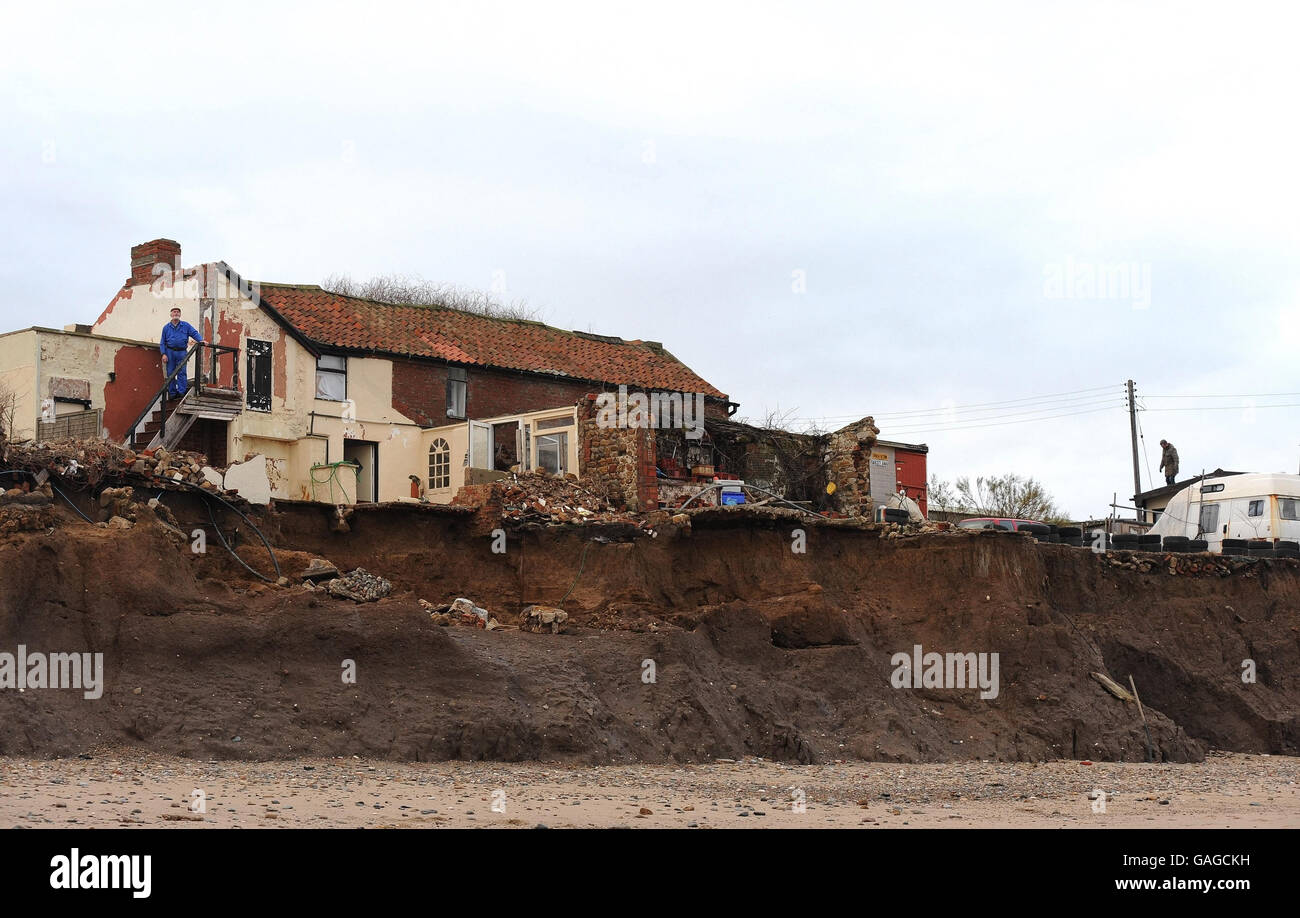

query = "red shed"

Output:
[[868, 439, 930, 518]]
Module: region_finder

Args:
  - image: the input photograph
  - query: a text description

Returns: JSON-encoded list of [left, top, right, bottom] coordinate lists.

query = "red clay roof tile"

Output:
[[255, 283, 727, 398]]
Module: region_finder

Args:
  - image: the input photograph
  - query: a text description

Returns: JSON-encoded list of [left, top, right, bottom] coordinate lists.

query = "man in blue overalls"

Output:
[[160, 307, 203, 399]]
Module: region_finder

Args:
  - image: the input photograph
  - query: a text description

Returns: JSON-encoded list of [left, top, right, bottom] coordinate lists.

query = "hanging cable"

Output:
[[1135, 403, 1155, 491], [169, 479, 282, 583]]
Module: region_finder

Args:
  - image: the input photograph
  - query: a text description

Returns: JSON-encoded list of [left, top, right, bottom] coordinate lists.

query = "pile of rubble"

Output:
[[416, 597, 570, 633], [2, 438, 225, 493], [0, 476, 55, 533], [520, 604, 568, 633], [303, 566, 392, 602], [421, 597, 503, 630], [495, 472, 639, 526]]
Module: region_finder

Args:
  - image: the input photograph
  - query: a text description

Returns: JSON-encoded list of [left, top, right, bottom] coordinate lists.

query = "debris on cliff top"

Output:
[[495, 472, 639, 526], [2, 437, 228, 494]]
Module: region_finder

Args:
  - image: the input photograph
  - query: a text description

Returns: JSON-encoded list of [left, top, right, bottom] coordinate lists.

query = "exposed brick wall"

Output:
[[175, 418, 229, 467], [825, 416, 880, 517], [129, 239, 181, 287], [391, 359, 593, 426], [103, 344, 167, 442], [635, 428, 658, 511], [391, 357, 731, 428], [449, 482, 504, 536], [577, 394, 656, 511]]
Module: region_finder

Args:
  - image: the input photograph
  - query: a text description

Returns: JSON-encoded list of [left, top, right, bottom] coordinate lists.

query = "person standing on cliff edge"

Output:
[[160, 307, 203, 399]]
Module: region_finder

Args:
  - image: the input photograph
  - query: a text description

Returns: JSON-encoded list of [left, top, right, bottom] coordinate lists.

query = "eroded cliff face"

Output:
[[1, 498, 1296, 764]]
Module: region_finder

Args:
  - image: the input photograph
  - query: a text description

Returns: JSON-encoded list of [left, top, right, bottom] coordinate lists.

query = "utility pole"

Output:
[[1127, 380, 1144, 523]]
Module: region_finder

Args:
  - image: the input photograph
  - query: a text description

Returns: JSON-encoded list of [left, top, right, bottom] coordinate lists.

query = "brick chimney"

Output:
[[129, 238, 182, 286]]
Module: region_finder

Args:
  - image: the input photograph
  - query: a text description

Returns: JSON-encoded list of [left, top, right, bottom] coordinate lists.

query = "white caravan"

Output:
[[1147, 473, 1300, 552]]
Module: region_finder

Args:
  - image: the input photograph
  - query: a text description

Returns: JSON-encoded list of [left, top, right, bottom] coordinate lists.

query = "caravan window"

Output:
[[1281, 499, 1300, 521], [1198, 503, 1220, 534], [1248, 499, 1265, 517]]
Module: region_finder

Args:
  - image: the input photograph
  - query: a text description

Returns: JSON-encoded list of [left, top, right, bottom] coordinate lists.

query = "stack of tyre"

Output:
[[1020, 523, 1053, 542], [1109, 532, 1163, 551], [1221, 538, 1250, 557], [1222, 538, 1300, 559], [1159, 535, 1209, 553], [1112, 532, 1138, 550], [1059, 526, 1083, 547]]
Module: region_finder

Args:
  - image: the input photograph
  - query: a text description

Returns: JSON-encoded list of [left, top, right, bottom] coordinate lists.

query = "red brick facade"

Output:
[[392, 357, 731, 428], [390, 358, 596, 427]]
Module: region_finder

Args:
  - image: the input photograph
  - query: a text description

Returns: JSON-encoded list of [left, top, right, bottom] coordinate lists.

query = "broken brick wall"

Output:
[[577, 395, 657, 511], [825, 416, 881, 517]]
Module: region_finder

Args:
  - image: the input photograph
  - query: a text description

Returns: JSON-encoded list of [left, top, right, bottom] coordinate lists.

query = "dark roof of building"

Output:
[[244, 278, 727, 399], [1135, 469, 1243, 503]]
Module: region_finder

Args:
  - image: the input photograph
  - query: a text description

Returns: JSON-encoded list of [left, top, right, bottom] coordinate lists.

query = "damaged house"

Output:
[[0, 237, 925, 517]]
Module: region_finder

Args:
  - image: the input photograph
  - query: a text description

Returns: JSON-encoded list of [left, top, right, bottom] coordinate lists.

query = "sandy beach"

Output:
[[1, 751, 1294, 829]]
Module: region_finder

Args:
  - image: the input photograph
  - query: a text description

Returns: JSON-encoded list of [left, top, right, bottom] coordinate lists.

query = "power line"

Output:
[[881, 397, 1123, 431], [1143, 392, 1300, 399], [1135, 406, 1154, 491], [879, 404, 1123, 435], [875, 392, 1126, 421], [1140, 403, 1300, 412], [790, 384, 1122, 422]]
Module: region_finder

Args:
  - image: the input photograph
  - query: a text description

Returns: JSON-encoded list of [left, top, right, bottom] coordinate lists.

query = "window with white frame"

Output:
[[536, 431, 569, 475], [428, 438, 451, 490], [315, 354, 347, 401]]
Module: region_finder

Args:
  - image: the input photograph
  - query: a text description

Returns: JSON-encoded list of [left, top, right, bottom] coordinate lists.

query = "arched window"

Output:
[[428, 438, 451, 490]]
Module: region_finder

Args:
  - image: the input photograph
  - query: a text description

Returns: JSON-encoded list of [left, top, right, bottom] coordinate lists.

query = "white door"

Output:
[[1197, 501, 1223, 549], [467, 421, 493, 470]]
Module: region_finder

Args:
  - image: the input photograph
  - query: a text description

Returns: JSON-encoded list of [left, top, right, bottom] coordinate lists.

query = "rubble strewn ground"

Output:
[[494, 471, 642, 526], [0, 751, 1293, 828], [3, 438, 224, 490]]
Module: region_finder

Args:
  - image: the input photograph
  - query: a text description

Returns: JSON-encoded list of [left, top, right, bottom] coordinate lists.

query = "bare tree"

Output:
[[927, 473, 964, 514], [0, 382, 18, 444], [321, 273, 542, 321], [954, 473, 1068, 523]]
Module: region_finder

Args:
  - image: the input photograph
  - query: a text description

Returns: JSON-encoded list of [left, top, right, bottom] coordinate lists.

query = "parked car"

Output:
[[956, 517, 1045, 531]]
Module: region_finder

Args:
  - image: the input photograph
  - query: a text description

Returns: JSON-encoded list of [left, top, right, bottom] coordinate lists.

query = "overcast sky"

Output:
[[3, 1, 1298, 517]]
